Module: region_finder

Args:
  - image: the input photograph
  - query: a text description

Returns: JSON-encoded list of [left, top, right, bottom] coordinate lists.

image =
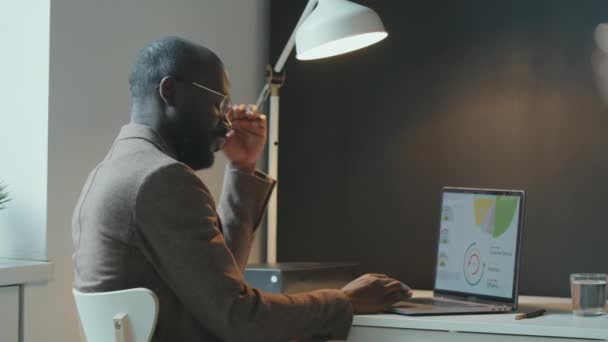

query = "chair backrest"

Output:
[[73, 288, 159, 342]]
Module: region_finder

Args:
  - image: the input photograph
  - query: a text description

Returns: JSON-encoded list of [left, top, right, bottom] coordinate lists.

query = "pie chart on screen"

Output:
[[473, 196, 518, 238]]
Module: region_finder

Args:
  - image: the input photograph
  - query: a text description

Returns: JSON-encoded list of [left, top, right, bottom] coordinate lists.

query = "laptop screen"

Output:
[[434, 188, 524, 300]]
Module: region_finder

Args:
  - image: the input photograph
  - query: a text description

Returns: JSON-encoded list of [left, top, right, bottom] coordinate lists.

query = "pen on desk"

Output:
[[515, 309, 546, 320]]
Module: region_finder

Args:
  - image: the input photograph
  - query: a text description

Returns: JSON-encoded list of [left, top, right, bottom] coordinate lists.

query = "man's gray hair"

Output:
[[129, 36, 220, 99]]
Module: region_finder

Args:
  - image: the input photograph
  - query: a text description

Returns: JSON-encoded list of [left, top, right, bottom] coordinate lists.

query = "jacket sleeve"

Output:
[[133, 163, 353, 342], [217, 164, 275, 271]]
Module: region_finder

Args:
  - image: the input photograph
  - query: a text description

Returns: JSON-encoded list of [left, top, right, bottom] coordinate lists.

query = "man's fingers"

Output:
[[383, 290, 409, 306], [387, 281, 411, 293], [230, 127, 265, 139], [231, 118, 266, 134], [229, 122, 266, 138], [231, 104, 265, 121], [385, 281, 411, 296], [230, 104, 247, 120], [384, 280, 404, 291], [245, 104, 259, 118], [383, 281, 412, 303], [383, 280, 412, 301], [367, 273, 389, 279]]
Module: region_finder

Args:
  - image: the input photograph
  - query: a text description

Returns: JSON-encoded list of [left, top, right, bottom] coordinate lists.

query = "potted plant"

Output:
[[0, 181, 10, 210]]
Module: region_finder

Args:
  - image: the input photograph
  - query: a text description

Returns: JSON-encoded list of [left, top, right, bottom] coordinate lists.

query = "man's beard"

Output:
[[176, 137, 215, 171]]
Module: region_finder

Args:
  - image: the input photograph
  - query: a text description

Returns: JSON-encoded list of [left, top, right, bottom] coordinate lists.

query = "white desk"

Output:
[[0, 258, 53, 286], [345, 290, 608, 342], [0, 259, 53, 342]]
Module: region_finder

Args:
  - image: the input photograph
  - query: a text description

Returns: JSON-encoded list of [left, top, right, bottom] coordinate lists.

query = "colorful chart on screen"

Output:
[[435, 192, 520, 298], [473, 197, 518, 238], [464, 243, 484, 286]]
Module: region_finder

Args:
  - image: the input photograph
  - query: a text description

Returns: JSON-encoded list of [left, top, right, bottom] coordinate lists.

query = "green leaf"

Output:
[[0, 182, 11, 210]]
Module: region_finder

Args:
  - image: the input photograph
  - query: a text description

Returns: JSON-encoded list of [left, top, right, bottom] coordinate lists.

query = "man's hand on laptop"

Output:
[[341, 273, 413, 314]]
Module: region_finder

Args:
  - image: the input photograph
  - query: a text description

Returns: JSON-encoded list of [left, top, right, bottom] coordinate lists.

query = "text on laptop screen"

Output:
[[434, 191, 521, 299]]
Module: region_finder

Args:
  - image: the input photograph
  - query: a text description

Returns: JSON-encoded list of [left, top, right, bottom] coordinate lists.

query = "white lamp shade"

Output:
[[295, 0, 388, 60]]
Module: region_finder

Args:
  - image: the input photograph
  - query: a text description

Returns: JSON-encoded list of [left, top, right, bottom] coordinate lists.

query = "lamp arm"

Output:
[[273, 0, 318, 73], [257, 0, 319, 263], [255, 0, 318, 108]]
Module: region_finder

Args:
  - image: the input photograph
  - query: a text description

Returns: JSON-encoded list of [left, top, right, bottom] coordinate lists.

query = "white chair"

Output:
[[73, 288, 159, 342]]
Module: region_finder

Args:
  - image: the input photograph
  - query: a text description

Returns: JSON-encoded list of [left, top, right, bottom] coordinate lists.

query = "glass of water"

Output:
[[570, 273, 607, 316]]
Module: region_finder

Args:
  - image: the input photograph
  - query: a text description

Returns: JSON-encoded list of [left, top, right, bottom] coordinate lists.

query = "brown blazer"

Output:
[[72, 123, 353, 341]]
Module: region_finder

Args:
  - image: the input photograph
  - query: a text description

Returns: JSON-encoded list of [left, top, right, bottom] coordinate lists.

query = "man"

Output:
[[72, 36, 412, 341]]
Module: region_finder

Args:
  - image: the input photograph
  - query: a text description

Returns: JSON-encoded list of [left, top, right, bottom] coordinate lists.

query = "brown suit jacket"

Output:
[[72, 123, 353, 341]]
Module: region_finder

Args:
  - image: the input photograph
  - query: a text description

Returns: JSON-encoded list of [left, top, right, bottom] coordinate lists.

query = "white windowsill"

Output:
[[0, 258, 53, 286]]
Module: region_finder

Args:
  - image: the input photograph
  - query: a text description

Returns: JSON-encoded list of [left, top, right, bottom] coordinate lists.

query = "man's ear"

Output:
[[158, 76, 177, 106]]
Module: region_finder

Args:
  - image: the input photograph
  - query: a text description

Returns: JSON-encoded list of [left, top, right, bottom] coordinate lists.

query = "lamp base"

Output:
[[244, 262, 359, 294]]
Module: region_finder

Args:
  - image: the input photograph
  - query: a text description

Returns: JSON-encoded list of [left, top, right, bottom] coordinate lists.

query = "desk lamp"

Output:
[[255, 0, 388, 263]]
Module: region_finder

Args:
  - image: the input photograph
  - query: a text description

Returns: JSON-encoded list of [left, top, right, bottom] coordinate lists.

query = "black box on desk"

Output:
[[244, 262, 359, 294]]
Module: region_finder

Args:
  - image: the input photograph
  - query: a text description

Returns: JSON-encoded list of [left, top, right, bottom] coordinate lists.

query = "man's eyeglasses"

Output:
[[189, 81, 233, 125], [156, 77, 233, 136], [190, 81, 233, 137]]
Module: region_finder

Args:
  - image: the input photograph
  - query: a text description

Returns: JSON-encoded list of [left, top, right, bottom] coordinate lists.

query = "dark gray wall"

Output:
[[270, 0, 608, 297]]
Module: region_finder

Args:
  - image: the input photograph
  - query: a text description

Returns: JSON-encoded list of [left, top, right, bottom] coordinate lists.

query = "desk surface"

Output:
[[353, 290, 608, 340], [0, 258, 53, 286]]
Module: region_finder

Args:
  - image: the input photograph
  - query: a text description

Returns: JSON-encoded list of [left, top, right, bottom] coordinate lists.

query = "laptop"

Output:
[[389, 187, 525, 315]]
